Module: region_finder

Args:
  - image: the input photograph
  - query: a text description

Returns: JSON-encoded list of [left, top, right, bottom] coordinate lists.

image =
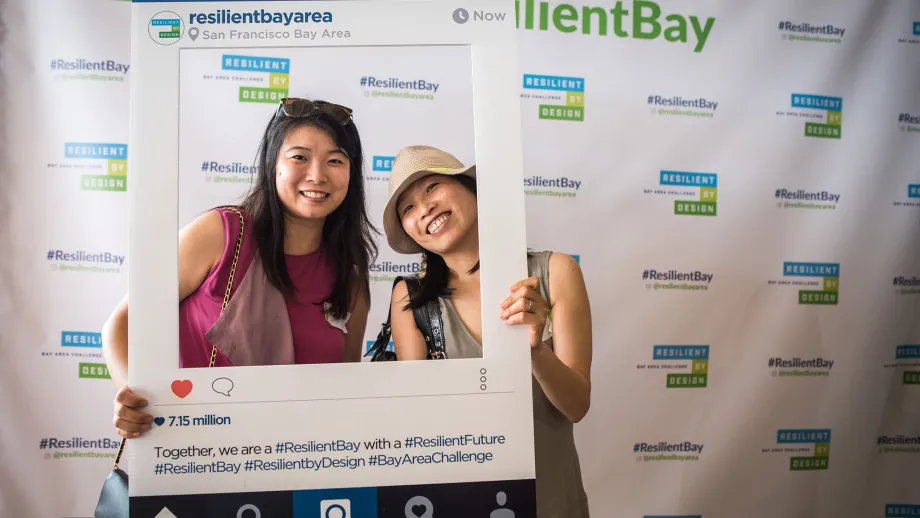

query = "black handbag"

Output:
[[94, 208, 246, 518], [366, 275, 447, 361]]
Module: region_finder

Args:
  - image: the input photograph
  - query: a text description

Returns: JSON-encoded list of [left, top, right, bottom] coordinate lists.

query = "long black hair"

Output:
[[238, 101, 378, 319], [403, 174, 480, 311]]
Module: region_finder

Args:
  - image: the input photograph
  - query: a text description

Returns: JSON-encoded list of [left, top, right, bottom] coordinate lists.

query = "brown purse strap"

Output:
[[113, 207, 246, 469]]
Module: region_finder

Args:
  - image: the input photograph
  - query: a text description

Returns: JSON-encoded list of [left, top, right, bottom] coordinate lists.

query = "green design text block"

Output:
[[805, 122, 841, 139], [538, 105, 584, 121], [790, 456, 829, 471], [799, 290, 838, 305], [82, 175, 127, 192], [159, 31, 181, 39], [239, 87, 289, 104], [79, 363, 111, 379], [675, 200, 717, 216], [666, 373, 708, 388]]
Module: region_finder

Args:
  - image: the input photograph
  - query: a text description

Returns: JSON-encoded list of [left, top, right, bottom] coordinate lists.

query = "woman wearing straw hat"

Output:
[[383, 145, 592, 518]]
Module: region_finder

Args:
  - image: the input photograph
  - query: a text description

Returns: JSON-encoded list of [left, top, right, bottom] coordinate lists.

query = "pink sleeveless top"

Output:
[[178, 208, 347, 368]]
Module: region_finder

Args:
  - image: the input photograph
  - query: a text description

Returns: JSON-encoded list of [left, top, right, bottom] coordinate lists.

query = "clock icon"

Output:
[[452, 8, 469, 24]]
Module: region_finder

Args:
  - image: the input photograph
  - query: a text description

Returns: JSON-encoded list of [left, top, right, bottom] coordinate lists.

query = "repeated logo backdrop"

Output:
[[1, 0, 919, 517]]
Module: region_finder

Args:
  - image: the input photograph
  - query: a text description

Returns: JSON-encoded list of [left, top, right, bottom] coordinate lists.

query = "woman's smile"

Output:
[[299, 189, 330, 202], [426, 211, 451, 235]]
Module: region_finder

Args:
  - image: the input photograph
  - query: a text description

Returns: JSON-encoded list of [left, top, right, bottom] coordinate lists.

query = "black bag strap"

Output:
[[365, 275, 447, 361]]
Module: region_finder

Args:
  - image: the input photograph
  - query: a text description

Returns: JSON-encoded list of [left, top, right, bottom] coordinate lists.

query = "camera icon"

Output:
[[320, 499, 350, 518]]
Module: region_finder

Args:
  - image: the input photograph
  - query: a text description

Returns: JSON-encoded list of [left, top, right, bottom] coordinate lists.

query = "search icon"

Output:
[[237, 504, 260, 518], [212, 377, 234, 397]]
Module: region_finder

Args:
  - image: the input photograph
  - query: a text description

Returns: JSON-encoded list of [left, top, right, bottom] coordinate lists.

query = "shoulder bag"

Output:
[[365, 275, 447, 361], [94, 207, 245, 518]]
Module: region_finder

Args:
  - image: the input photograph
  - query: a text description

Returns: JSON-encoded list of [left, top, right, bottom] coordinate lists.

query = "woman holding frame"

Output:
[[381, 145, 593, 518], [101, 98, 377, 439]]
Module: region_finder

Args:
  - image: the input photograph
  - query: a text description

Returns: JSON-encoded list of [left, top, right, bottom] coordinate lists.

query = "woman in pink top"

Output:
[[101, 98, 378, 439]]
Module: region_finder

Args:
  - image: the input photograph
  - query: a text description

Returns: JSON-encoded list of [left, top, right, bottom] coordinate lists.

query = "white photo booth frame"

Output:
[[128, 0, 533, 498]]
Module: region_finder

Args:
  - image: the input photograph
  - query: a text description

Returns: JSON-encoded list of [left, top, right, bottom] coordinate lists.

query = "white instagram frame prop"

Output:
[[128, 0, 532, 497]]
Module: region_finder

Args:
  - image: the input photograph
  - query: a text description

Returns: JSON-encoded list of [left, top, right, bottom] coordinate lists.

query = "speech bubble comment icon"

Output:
[[212, 377, 234, 397]]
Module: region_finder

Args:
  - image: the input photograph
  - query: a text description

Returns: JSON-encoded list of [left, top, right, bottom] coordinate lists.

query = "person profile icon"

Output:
[[489, 491, 514, 518]]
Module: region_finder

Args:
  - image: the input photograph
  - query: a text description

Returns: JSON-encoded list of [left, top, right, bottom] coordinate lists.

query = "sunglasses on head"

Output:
[[277, 98, 353, 125]]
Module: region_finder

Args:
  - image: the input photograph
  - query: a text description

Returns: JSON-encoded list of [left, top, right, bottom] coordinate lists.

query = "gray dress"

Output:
[[440, 251, 591, 518]]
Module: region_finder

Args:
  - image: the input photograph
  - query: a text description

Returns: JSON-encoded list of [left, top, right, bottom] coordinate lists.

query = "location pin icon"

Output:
[[189, 27, 199, 41]]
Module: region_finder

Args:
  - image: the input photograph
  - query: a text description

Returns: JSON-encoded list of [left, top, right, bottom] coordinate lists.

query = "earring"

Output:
[[418, 252, 427, 279]]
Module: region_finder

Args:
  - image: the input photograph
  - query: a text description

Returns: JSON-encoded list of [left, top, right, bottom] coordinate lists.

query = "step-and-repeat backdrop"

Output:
[[1, 0, 918, 516]]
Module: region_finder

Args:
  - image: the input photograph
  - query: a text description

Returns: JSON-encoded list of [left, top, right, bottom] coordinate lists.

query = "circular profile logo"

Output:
[[148, 11, 184, 45]]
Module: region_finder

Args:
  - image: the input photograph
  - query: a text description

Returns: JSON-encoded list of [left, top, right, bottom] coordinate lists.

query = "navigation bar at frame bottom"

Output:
[[130, 478, 536, 517]]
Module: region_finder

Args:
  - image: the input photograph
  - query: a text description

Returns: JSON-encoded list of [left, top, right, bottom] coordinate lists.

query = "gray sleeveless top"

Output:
[[440, 251, 590, 518]]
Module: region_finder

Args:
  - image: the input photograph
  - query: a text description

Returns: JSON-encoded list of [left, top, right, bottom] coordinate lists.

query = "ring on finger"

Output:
[[527, 299, 533, 312]]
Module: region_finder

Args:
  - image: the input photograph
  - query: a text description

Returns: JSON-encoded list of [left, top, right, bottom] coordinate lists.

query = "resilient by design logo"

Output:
[[360, 75, 439, 101], [884, 344, 920, 386], [199, 159, 257, 186], [899, 111, 920, 134], [776, 93, 842, 139], [774, 188, 840, 210], [42, 331, 108, 379], [366, 155, 395, 182], [877, 434, 920, 455], [370, 259, 421, 284], [768, 355, 833, 378], [48, 143, 127, 193], [148, 11, 184, 45], [762, 429, 831, 471], [637, 345, 709, 389], [894, 184, 920, 208], [521, 74, 584, 122], [897, 20, 920, 46], [633, 440, 704, 463], [777, 20, 845, 44], [38, 436, 119, 461], [212, 54, 290, 104], [886, 505, 920, 517], [647, 94, 717, 119], [768, 262, 840, 305], [644, 171, 717, 216], [46, 249, 124, 275], [49, 58, 129, 83], [642, 268, 713, 292], [515, 0, 715, 53]]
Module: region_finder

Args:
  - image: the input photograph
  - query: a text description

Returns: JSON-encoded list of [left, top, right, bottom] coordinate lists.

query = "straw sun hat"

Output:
[[382, 145, 476, 254]]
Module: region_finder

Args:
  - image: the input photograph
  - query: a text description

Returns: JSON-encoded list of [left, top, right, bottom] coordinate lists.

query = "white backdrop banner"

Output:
[[1, 0, 919, 517]]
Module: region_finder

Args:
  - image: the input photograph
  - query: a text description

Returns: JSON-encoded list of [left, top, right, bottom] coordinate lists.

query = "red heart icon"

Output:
[[171, 380, 193, 398]]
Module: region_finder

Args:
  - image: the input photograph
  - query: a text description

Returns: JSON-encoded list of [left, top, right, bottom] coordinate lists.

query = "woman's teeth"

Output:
[[428, 213, 450, 234], [301, 191, 328, 199]]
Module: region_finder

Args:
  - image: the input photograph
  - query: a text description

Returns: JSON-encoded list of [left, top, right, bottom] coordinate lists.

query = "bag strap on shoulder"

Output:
[[112, 207, 244, 469], [365, 275, 447, 361]]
